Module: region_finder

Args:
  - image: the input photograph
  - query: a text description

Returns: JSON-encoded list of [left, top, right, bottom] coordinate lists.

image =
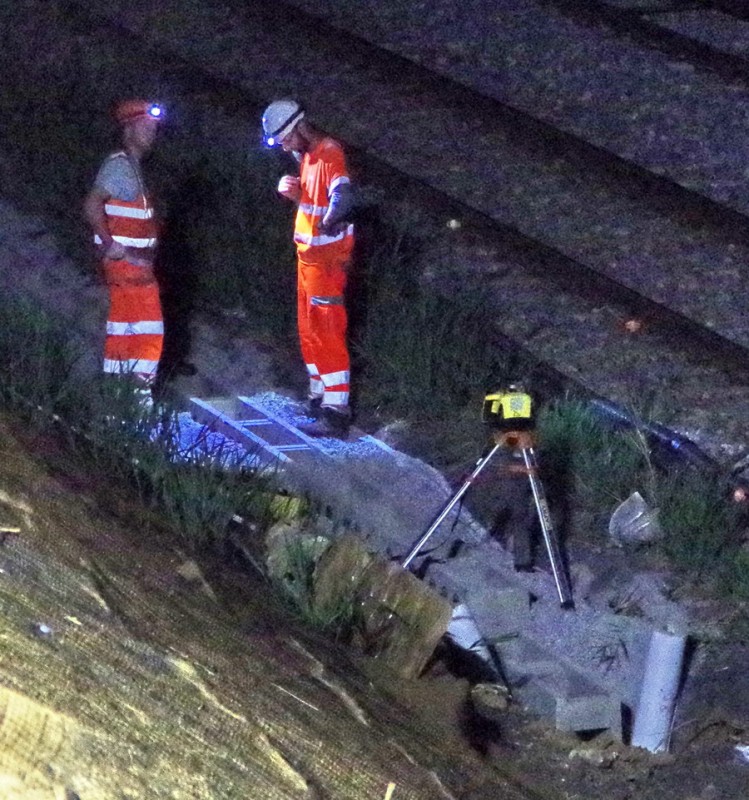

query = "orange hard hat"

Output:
[[113, 99, 165, 126]]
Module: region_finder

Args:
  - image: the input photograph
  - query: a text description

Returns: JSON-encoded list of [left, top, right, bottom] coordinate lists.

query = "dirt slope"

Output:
[[0, 416, 523, 799]]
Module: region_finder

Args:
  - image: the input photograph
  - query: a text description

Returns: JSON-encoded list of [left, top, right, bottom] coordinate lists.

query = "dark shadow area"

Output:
[[422, 638, 507, 756], [154, 169, 204, 391], [622, 703, 634, 745], [343, 193, 383, 415], [487, 462, 537, 571]]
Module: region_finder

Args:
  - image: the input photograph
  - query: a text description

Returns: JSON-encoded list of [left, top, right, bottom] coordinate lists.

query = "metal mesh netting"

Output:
[[0, 420, 520, 799]]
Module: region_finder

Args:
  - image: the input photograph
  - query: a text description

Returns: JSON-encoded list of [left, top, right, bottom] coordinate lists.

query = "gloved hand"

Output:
[[277, 175, 301, 203], [318, 217, 348, 236]]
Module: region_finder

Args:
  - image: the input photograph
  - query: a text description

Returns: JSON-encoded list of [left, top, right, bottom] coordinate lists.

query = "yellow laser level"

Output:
[[482, 385, 534, 430]]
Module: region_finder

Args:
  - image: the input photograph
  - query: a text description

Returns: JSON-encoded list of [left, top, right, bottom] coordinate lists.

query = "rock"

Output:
[[30, 622, 54, 639], [265, 521, 331, 601], [175, 558, 217, 601], [568, 747, 618, 768], [470, 682, 511, 722], [734, 744, 749, 765], [313, 535, 453, 679]]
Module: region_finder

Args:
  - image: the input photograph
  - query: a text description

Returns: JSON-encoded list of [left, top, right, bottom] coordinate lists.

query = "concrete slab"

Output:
[[185, 393, 636, 736], [498, 637, 623, 736], [425, 551, 531, 638]]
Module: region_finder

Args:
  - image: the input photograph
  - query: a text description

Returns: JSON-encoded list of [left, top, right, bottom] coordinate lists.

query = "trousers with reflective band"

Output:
[[103, 260, 163, 383], [297, 253, 350, 408]]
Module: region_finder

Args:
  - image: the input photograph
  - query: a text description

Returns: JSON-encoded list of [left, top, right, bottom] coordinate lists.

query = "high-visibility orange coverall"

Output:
[[94, 151, 163, 383], [294, 138, 354, 409]]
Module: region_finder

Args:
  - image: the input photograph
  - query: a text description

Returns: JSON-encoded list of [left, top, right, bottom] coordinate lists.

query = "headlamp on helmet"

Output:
[[147, 103, 164, 120], [114, 99, 166, 126]]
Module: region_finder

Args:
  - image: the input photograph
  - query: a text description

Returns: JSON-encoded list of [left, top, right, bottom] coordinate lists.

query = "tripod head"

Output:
[[482, 385, 535, 433]]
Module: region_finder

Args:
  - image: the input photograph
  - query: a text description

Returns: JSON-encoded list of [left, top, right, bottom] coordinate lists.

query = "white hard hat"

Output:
[[262, 99, 305, 146]]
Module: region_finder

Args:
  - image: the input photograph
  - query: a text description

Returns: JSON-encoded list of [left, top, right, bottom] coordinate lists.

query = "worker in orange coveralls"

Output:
[[262, 100, 356, 437], [84, 99, 165, 409]]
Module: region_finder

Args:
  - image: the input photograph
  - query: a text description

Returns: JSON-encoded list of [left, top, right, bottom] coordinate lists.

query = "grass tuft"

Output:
[[0, 299, 79, 420], [537, 398, 653, 512], [656, 467, 740, 579], [353, 204, 506, 418]]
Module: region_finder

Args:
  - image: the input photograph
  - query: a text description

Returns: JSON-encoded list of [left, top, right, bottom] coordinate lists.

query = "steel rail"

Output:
[[58, 0, 749, 381], [541, 0, 749, 85]]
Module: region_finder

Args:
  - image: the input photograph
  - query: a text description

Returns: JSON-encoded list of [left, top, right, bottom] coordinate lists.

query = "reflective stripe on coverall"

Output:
[[294, 138, 354, 408], [96, 153, 163, 383]]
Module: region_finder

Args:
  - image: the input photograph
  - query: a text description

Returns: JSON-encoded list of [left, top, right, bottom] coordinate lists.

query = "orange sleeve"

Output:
[[324, 141, 350, 195]]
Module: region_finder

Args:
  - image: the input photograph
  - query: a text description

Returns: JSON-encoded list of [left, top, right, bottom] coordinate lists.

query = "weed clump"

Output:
[[538, 399, 748, 597]]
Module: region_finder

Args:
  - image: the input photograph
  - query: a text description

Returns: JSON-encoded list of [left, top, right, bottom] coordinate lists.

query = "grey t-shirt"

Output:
[[94, 152, 142, 201]]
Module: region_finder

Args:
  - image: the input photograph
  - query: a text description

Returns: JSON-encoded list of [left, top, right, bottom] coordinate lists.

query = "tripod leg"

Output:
[[521, 446, 574, 608], [402, 442, 503, 569]]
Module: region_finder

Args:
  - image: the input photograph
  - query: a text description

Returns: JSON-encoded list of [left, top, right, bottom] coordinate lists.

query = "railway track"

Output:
[[544, 0, 749, 87], [52, 0, 749, 466], [6, 0, 749, 465]]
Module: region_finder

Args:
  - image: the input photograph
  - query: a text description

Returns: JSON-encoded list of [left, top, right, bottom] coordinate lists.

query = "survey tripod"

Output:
[[402, 388, 574, 609]]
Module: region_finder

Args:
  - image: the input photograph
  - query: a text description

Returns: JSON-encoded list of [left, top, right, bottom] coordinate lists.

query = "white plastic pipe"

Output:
[[447, 604, 494, 665], [631, 628, 687, 753]]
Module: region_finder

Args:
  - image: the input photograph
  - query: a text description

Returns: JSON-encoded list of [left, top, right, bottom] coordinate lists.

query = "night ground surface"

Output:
[[1, 190, 748, 797], [1, 0, 749, 796]]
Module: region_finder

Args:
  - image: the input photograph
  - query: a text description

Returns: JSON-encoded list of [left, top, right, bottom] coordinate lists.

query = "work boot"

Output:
[[298, 406, 352, 438], [305, 395, 323, 418]]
